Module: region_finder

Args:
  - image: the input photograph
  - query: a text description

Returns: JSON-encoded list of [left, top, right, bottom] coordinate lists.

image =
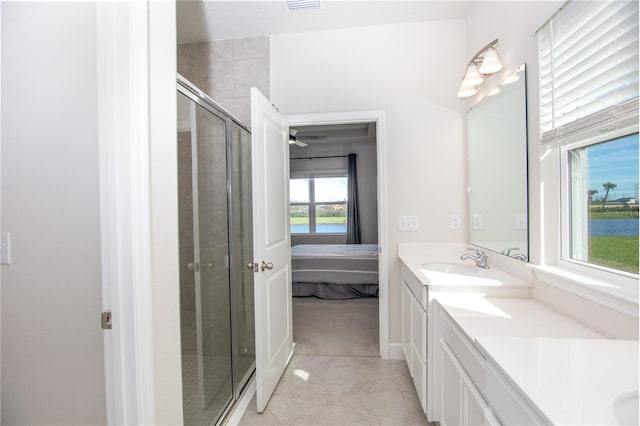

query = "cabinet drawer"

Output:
[[411, 296, 427, 362], [412, 344, 427, 413], [439, 305, 486, 392]]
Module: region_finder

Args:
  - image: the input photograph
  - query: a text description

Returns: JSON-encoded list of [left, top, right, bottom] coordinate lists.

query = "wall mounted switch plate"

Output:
[[398, 216, 420, 231]]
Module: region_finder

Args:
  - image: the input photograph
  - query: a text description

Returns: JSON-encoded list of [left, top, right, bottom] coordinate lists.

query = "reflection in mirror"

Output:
[[467, 64, 528, 261]]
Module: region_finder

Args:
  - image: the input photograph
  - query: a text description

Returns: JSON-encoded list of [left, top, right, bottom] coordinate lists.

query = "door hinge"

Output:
[[101, 311, 112, 330]]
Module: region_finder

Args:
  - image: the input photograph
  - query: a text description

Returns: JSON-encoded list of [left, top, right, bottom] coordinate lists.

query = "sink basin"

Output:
[[613, 391, 639, 425], [421, 263, 478, 275]]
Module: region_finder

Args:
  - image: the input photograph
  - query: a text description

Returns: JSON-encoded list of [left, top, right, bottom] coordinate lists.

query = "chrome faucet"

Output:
[[510, 253, 528, 261], [460, 248, 490, 269]]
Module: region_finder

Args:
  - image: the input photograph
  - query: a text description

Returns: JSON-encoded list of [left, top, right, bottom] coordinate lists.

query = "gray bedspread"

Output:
[[291, 244, 379, 299]]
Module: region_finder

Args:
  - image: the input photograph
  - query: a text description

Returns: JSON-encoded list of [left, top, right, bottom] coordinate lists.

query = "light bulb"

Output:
[[462, 64, 484, 86], [479, 48, 503, 74]]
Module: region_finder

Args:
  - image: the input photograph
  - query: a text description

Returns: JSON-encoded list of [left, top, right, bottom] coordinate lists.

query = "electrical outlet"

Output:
[[516, 214, 528, 230], [472, 214, 483, 230], [451, 214, 461, 230], [398, 216, 420, 231]]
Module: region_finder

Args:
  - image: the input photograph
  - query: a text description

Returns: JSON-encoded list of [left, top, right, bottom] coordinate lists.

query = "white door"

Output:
[[250, 88, 294, 412]]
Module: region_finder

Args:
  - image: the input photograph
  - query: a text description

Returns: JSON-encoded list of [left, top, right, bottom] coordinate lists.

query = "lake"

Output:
[[590, 219, 639, 236], [291, 223, 347, 234]]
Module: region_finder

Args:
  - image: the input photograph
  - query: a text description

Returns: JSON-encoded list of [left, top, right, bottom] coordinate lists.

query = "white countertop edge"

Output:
[[474, 335, 639, 426], [533, 265, 639, 318], [474, 337, 553, 425]]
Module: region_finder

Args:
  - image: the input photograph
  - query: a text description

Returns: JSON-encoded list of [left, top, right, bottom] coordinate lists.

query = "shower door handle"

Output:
[[261, 261, 273, 271]]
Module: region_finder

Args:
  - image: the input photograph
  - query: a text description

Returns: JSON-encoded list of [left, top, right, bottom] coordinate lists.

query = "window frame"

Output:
[[559, 124, 639, 280], [289, 174, 348, 235]]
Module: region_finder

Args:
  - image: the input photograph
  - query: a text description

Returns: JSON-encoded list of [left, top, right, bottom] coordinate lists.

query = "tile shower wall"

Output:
[[178, 37, 270, 127]]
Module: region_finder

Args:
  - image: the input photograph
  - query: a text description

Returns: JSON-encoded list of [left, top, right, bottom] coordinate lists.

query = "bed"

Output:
[[291, 244, 379, 299]]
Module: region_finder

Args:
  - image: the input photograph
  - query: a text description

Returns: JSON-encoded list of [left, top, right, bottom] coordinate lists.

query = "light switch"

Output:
[[398, 216, 420, 231], [1, 232, 11, 265]]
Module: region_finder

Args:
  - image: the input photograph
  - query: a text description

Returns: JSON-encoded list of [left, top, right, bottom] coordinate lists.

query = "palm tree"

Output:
[[588, 189, 598, 203], [601, 182, 617, 210]]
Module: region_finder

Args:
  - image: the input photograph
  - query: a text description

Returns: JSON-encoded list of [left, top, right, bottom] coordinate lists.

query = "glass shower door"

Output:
[[229, 122, 255, 395], [178, 92, 233, 426]]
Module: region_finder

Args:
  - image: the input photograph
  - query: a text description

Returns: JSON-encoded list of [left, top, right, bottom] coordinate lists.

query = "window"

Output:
[[290, 177, 348, 234], [538, 0, 639, 276], [568, 133, 639, 274]]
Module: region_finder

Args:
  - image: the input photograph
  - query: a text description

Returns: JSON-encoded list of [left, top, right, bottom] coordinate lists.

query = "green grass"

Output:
[[290, 216, 346, 224], [589, 236, 639, 274], [590, 211, 639, 219]]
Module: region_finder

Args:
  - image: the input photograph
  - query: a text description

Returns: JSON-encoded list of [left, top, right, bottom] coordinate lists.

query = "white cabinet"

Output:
[[440, 339, 496, 426], [401, 278, 428, 414], [401, 280, 413, 373]]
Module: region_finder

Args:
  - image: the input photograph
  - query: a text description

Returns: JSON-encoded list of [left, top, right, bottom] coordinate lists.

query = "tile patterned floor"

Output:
[[239, 297, 429, 426], [292, 298, 379, 357], [239, 354, 429, 425]]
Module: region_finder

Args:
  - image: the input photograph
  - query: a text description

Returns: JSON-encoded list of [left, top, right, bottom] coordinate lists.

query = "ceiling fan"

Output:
[[289, 128, 328, 147]]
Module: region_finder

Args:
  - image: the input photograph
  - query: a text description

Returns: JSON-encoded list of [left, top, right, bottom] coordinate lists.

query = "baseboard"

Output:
[[224, 375, 256, 426], [388, 343, 405, 360]]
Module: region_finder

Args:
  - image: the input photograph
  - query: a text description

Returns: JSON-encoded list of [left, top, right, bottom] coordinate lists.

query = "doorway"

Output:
[[286, 112, 388, 359]]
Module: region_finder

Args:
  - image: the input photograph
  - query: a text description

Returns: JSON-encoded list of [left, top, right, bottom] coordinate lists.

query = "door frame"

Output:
[[285, 110, 389, 359], [97, 1, 181, 424]]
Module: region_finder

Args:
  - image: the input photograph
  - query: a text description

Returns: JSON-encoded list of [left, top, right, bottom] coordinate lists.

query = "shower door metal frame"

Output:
[[177, 75, 255, 421]]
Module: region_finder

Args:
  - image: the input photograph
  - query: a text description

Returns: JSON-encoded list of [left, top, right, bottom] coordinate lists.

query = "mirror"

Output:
[[467, 64, 528, 261]]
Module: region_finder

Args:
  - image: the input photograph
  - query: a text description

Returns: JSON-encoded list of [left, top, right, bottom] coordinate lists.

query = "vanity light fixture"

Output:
[[488, 87, 501, 96], [457, 39, 504, 98]]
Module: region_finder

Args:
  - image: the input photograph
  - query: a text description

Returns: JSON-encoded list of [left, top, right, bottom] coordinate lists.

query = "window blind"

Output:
[[538, 0, 639, 144]]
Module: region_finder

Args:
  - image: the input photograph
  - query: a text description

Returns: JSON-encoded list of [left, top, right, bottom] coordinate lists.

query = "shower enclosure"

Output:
[[177, 76, 255, 426]]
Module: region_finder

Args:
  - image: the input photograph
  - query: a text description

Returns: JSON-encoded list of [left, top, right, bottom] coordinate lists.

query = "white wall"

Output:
[[1, 2, 107, 423], [271, 20, 467, 342]]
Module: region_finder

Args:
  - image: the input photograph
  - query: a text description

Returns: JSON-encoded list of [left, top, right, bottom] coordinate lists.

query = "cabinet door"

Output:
[[440, 340, 462, 426], [463, 374, 488, 426], [401, 281, 413, 374]]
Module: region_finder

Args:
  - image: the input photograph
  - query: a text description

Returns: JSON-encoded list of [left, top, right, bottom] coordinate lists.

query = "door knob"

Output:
[[261, 261, 274, 271], [202, 262, 214, 270], [247, 262, 259, 272], [187, 262, 200, 272]]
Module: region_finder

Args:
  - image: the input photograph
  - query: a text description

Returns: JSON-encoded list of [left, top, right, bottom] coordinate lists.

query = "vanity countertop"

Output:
[[433, 293, 638, 425], [477, 335, 638, 426], [398, 242, 531, 290]]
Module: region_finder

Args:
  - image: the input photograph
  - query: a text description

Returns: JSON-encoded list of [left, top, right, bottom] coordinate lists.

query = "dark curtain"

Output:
[[347, 153, 361, 244]]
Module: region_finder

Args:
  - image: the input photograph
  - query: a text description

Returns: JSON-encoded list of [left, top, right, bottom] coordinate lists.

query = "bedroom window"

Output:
[[290, 177, 348, 234]]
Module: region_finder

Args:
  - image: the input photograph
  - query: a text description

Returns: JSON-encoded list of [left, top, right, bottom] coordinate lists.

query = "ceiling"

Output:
[[177, 0, 471, 43], [289, 122, 376, 153]]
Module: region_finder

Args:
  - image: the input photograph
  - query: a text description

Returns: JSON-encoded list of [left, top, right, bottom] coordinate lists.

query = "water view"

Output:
[[590, 219, 639, 236], [291, 223, 347, 234]]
